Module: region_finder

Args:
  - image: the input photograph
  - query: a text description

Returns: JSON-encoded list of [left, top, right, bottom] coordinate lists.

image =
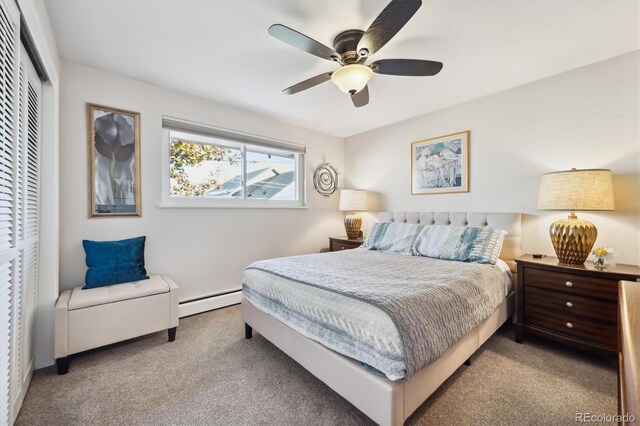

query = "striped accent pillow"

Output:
[[362, 222, 424, 253], [413, 225, 507, 265]]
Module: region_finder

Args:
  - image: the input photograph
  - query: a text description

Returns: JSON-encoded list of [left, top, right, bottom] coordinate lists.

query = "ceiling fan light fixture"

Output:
[[331, 64, 373, 94]]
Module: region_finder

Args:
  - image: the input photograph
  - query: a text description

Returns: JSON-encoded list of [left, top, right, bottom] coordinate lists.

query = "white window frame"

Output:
[[160, 118, 306, 209]]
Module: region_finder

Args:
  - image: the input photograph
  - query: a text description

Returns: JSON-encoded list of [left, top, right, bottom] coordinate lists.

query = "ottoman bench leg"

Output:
[[56, 357, 69, 375], [168, 327, 177, 342]]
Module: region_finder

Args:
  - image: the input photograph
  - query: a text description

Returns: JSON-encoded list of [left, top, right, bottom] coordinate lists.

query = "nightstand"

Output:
[[515, 254, 640, 356], [329, 236, 364, 252]]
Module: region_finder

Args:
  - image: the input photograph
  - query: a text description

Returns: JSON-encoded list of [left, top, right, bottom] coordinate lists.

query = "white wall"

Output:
[[345, 51, 640, 264], [59, 61, 345, 301]]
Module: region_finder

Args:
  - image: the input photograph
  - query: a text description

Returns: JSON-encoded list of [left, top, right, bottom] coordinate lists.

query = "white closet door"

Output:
[[0, 1, 41, 423], [9, 55, 24, 417], [8, 45, 40, 426], [0, 0, 21, 424], [18, 46, 40, 408]]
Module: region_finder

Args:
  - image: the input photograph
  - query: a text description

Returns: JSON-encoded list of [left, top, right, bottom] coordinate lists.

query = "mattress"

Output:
[[242, 250, 512, 381]]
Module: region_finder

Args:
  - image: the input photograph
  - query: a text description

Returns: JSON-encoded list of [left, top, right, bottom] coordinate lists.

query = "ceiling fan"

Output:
[[268, 0, 442, 108]]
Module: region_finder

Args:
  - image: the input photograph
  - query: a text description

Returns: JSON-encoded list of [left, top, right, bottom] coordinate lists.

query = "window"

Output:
[[161, 118, 305, 208], [168, 132, 243, 199]]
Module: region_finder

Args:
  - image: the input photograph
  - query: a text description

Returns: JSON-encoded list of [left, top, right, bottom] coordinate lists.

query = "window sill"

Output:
[[157, 201, 308, 210]]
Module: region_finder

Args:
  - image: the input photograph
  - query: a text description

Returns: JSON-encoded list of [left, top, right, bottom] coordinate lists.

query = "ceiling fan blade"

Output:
[[351, 85, 369, 108], [371, 59, 443, 76], [283, 72, 333, 95], [358, 0, 422, 56], [269, 24, 340, 62]]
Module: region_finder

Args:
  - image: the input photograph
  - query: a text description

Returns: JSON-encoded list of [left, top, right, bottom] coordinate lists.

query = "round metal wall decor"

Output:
[[313, 162, 338, 197]]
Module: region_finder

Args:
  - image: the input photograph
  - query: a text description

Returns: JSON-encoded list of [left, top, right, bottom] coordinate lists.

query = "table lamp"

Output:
[[538, 168, 614, 264], [339, 189, 368, 240]]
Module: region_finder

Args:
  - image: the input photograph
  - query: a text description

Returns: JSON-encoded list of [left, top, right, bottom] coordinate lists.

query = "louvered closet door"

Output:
[[8, 45, 40, 425], [16, 45, 41, 416], [1, 0, 42, 423], [0, 1, 21, 424]]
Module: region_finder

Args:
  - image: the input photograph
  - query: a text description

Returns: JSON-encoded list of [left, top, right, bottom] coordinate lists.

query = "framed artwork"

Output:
[[411, 130, 469, 195], [87, 103, 141, 217]]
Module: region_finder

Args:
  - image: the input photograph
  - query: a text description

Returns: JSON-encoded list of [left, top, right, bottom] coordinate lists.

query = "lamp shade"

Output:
[[339, 189, 368, 211], [538, 168, 614, 211], [331, 65, 373, 94]]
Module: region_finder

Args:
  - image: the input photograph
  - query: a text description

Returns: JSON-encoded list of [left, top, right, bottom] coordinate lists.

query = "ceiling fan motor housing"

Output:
[[333, 29, 366, 64]]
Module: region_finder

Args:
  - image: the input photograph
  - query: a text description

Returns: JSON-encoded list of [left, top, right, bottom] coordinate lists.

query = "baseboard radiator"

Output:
[[178, 290, 242, 318]]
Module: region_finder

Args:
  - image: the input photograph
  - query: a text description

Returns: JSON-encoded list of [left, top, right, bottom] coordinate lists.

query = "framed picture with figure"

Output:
[[87, 103, 141, 217], [411, 130, 469, 195]]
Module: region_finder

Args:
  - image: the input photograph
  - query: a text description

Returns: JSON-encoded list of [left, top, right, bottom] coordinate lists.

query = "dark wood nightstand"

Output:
[[329, 236, 364, 252], [515, 254, 640, 356]]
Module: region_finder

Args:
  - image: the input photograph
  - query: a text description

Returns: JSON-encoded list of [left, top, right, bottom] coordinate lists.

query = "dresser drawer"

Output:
[[523, 267, 617, 301], [525, 303, 616, 348], [525, 286, 617, 323], [332, 241, 351, 251], [330, 240, 362, 252]]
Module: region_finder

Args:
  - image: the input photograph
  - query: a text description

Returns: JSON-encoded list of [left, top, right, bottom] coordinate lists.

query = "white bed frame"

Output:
[[243, 212, 522, 425]]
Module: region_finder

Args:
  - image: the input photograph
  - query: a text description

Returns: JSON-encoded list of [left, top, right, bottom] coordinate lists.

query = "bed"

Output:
[[242, 212, 521, 425]]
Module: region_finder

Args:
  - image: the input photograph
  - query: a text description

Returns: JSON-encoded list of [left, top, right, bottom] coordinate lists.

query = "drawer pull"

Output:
[[566, 322, 573, 328], [565, 302, 573, 308], [565, 281, 573, 287], [341, 247, 345, 250]]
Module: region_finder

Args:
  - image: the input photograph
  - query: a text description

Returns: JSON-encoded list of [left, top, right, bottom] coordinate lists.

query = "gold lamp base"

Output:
[[344, 212, 362, 240], [549, 213, 597, 264]]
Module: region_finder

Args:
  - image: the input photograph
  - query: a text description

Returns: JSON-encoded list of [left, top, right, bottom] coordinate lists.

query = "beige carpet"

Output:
[[17, 305, 616, 425]]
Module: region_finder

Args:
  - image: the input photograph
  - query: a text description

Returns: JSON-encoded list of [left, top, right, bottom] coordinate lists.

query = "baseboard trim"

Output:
[[178, 290, 242, 318]]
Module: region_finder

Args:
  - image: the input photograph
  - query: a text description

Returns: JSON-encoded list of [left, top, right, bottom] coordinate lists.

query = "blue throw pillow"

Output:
[[83, 236, 149, 289]]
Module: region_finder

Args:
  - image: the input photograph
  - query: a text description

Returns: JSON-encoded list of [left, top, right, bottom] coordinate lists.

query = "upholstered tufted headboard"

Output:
[[377, 212, 522, 272]]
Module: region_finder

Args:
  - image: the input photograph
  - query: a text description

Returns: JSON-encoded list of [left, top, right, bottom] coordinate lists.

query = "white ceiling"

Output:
[[45, 0, 639, 137]]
